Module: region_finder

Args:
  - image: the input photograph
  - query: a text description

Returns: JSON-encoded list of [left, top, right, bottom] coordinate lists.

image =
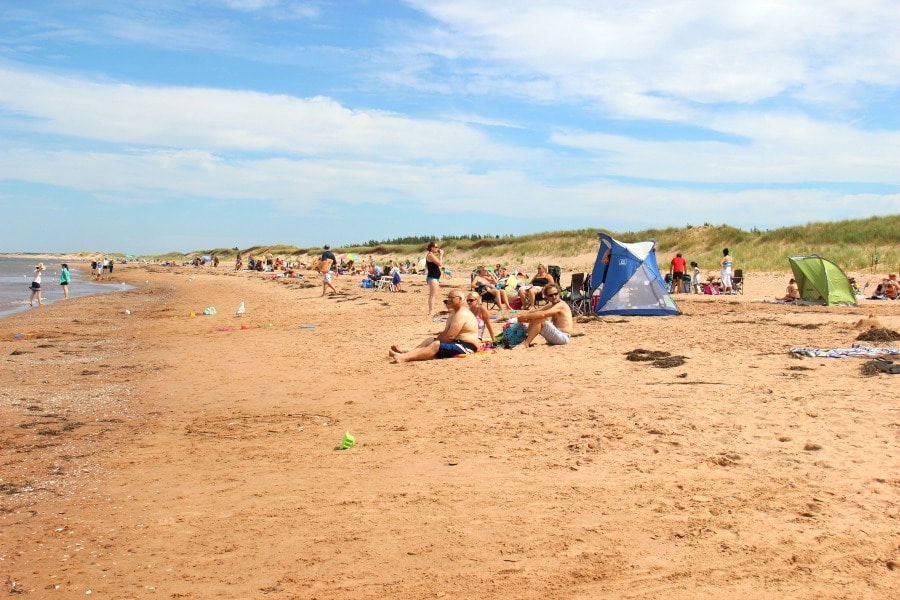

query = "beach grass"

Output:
[[65, 213, 900, 274]]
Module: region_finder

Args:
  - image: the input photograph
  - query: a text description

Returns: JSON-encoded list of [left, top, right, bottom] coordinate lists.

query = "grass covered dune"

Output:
[[5, 215, 899, 276], [159, 214, 900, 275]]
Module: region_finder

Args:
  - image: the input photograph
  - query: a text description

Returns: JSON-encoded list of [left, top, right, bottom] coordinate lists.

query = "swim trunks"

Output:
[[540, 321, 570, 346], [436, 339, 478, 358]]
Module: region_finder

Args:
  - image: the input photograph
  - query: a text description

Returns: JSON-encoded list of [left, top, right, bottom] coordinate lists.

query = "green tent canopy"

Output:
[[788, 255, 858, 306]]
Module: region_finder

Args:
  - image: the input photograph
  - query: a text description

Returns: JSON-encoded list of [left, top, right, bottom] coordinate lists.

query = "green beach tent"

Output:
[[788, 255, 857, 306]]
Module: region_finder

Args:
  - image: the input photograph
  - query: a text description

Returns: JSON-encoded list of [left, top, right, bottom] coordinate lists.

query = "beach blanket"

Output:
[[457, 347, 499, 358], [756, 299, 823, 305], [790, 343, 900, 358]]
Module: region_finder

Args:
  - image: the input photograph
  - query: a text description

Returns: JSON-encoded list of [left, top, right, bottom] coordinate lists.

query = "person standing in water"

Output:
[[29, 263, 46, 307], [425, 241, 444, 317], [59, 263, 71, 299]]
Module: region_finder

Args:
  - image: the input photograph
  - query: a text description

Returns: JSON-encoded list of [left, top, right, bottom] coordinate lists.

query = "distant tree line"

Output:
[[359, 234, 505, 246]]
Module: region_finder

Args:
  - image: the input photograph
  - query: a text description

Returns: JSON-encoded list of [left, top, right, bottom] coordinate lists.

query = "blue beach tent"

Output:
[[590, 233, 680, 316]]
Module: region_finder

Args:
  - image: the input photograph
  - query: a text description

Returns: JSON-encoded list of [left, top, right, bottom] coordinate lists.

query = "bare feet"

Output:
[[388, 349, 406, 363], [390, 344, 411, 354]]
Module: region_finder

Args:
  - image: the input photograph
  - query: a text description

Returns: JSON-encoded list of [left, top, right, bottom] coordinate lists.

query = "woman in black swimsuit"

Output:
[[425, 241, 443, 317], [518, 264, 555, 308]]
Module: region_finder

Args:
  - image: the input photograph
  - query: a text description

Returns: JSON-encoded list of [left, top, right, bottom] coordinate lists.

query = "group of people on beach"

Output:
[[28, 262, 71, 307], [389, 242, 573, 363], [870, 273, 900, 300], [668, 248, 736, 295]]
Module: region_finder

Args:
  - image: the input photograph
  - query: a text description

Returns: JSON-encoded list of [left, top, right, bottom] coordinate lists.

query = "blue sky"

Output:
[[2, 0, 900, 255]]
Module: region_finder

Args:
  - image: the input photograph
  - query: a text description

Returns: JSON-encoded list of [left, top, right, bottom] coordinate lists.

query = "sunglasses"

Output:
[[465, 298, 477, 303], [545, 292, 559, 298]]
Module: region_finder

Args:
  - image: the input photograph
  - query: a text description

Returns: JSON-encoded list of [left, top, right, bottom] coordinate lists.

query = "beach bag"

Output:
[[501, 322, 528, 348]]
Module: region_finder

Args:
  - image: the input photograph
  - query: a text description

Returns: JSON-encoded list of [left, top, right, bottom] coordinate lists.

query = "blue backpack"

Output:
[[501, 322, 528, 348]]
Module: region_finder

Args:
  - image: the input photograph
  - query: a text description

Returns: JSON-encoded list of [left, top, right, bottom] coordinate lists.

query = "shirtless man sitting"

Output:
[[511, 283, 573, 349], [389, 290, 481, 363]]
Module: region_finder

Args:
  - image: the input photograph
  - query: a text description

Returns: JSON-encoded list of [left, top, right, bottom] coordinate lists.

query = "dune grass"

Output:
[[165, 214, 900, 274]]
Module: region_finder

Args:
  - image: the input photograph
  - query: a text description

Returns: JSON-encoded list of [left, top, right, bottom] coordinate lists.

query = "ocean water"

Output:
[[0, 257, 134, 320]]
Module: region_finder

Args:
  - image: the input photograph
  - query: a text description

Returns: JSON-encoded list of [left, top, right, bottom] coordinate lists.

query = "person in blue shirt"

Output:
[[59, 263, 71, 299]]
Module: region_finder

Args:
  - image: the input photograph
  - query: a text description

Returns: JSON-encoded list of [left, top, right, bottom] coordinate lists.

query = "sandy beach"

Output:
[[2, 261, 899, 599]]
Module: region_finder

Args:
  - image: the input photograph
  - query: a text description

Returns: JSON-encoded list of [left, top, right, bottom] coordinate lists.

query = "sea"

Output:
[[0, 257, 134, 320]]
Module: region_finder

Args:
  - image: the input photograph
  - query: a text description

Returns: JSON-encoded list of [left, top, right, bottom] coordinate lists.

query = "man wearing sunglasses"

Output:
[[511, 283, 573, 349], [389, 291, 480, 363]]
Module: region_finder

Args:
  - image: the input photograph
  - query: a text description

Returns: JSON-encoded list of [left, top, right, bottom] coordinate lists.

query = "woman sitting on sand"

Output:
[[465, 292, 498, 349], [776, 278, 801, 302]]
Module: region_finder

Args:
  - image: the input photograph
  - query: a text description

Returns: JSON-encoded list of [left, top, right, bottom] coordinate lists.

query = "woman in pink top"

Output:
[[465, 292, 497, 348]]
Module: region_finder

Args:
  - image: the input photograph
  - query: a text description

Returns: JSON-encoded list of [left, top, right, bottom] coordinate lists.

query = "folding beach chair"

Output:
[[470, 268, 499, 309], [732, 269, 744, 294], [548, 265, 562, 287], [566, 272, 589, 315]]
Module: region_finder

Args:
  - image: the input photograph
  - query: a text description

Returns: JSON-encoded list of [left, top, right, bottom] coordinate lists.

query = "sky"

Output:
[[2, 1, 900, 255]]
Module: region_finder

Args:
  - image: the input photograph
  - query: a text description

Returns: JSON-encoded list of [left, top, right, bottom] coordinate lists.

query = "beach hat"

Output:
[[35, 263, 45, 270]]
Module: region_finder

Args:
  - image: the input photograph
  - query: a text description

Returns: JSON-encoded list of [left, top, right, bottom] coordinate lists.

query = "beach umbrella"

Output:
[[344, 253, 360, 262]]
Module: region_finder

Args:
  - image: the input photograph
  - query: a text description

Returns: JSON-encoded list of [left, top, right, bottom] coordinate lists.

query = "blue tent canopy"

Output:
[[590, 233, 680, 316]]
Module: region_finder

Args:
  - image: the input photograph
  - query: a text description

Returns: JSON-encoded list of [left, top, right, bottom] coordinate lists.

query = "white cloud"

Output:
[[400, 0, 900, 115], [0, 66, 527, 164], [553, 111, 900, 184]]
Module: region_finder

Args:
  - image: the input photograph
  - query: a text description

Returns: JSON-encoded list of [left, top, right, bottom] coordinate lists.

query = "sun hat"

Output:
[[35, 263, 45, 270]]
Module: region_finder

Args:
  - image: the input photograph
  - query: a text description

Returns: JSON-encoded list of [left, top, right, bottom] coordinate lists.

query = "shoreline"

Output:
[[1, 263, 898, 597], [0, 262, 132, 321]]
